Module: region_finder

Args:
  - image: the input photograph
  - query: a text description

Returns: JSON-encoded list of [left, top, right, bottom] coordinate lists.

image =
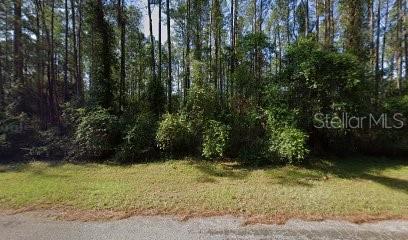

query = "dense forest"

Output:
[[0, 0, 407, 163]]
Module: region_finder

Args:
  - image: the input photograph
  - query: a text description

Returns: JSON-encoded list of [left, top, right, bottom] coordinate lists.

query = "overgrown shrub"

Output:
[[74, 108, 119, 159], [266, 109, 309, 163], [268, 127, 309, 163], [356, 94, 408, 156], [202, 120, 230, 159], [61, 102, 86, 136], [25, 128, 69, 159], [156, 113, 193, 154], [227, 97, 268, 163], [186, 62, 219, 126], [280, 37, 369, 129], [0, 112, 36, 157], [116, 113, 157, 162]]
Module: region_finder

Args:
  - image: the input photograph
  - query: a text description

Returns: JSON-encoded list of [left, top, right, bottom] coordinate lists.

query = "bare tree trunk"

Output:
[[305, 0, 309, 36], [232, 0, 238, 95], [404, 0, 408, 84], [277, 24, 282, 74], [166, 0, 172, 111], [381, 0, 389, 74], [184, 0, 191, 102], [14, 0, 23, 85], [213, 0, 221, 90], [117, 0, 126, 111], [70, 0, 79, 98], [159, 0, 162, 87], [0, 44, 3, 111], [369, 0, 375, 68], [253, 0, 257, 82], [396, 0, 403, 91], [49, 0, 57, 123], [375, 0, 381, 103], [324, 0, 332, 47], [256, 0, 263, 102], [78, 0, 83, 102], [34, 0, 46, 125], [148, 0, 156, 82], [4, 6, 9, 89], [315, 0, 319, 41], [286, 1, 290, 43], [209, 0, 212, 82], [64, 0, 69, 100], [230, 0, 234, 95]]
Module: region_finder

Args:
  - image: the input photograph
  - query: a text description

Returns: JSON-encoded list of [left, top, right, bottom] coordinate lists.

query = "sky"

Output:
[[139, 1, 169, 43]]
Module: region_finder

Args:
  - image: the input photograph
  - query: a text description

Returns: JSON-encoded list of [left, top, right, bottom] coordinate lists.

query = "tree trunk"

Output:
[[404, 0, 408, 84], [213, 0, 221, 90], [232, 0, 238, 95], [381, 0, 389, 74], [159, 0, 162, 87], [324, 0, 332, 47], [49, 0, 57, 123], [4, 5, 9, 89], [34, 0, 45, 125], [148, 0, 156, 82], [70, 0, 79, 98], [117, 0, 126, 111], [78, 0, 83, 102], [166, 0, 172, 111], [286, 1, 290, 43], [396, 0, 403, 91], [305, 0, 309, 36], [184, 0, 191, 102], [253, 0, 257, 79], [230, 0, 234, 95], [277, 24, 282, 74], [0, 44, 3, 111], [369, 0, 374, 68], [209, 0, 213, 82], [193, 0, 202, 60], [14, 0, 23, 85], [64, 0, 69, 100], [375, 0, 381, 104], [315, 0, 319, 41]]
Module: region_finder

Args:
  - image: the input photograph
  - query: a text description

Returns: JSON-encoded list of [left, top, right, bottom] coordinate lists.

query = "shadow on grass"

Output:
[[267, 168, 324, 187], [360, 173, 408, 194], [0, 161, 73, 181], [1, 156, 407, 193], [0, 160, 65, 173], [306, 156, 408, 193], [191, 161, 250, 180]]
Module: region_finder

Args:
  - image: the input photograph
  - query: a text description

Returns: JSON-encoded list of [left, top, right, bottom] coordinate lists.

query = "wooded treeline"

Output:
[[0, 0, 407, 162]]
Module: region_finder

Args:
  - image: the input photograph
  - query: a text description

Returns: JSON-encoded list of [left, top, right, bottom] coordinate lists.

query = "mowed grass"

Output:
[[0, 157, 407, 221]]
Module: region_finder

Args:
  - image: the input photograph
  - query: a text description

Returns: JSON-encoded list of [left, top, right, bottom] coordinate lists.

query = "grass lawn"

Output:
[[0, 157, 407, 222]]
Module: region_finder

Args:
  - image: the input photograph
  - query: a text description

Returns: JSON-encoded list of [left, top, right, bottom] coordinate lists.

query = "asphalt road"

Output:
[[0, 213, 407, 240]]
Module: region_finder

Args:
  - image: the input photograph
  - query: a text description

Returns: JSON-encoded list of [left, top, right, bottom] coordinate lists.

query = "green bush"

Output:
[[266, 109, 309, 163], [281, 37, 369, 129], [0, 112, 36, 157], [156, 113, 193, 153], [269, 127, 309, 163], [116, 113, 157, 162], [25, 128, 70, 159], [74, 108, 119, 159], [61, 102, 86, 136], [227, 97, 268, 163], [202, 120, 230, 159], [185, 64, 219, 125]]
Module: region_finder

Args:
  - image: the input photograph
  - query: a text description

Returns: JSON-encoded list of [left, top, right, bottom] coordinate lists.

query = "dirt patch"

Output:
[[1, 205, 407, 225]]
